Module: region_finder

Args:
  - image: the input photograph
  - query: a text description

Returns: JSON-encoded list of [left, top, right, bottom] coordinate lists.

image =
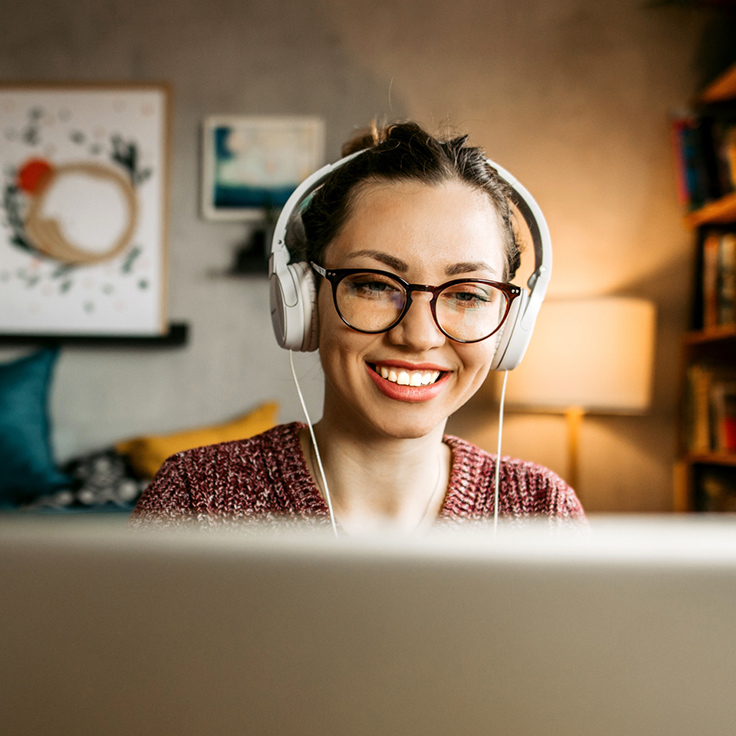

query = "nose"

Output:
[[387, 291, 446, 350]]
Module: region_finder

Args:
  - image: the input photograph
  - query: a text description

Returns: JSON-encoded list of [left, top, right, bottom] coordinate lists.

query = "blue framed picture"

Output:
[[201, 115, 325, 221]]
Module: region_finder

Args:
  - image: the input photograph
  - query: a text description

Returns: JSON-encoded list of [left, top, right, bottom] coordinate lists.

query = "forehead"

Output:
[[327, 179, 506, 270]]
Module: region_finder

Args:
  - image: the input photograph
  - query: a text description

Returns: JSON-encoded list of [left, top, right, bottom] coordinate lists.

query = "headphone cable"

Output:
[[291, 351, 508, 539], [493, 370, 509, 537], [289, 350, 339, 538]]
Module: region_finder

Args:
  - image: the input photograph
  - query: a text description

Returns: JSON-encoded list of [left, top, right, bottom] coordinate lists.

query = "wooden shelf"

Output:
[[0, 322, 189, 347], [699, 62, 736, 104], [685, 452, 736, 468], [683, 324, 736, 345], [683, 192, 736, 228]]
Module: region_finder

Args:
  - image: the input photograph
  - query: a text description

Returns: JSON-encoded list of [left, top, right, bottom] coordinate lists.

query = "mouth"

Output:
[[368, 363, 446, 387]]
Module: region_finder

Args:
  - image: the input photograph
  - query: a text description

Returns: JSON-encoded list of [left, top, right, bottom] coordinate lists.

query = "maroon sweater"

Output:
[[131, 422, 584, 528]]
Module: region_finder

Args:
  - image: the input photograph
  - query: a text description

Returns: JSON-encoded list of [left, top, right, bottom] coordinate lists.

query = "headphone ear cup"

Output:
[[491, 292, 527, 371], [294, 261, 319, 352], [269, 261, 318, 352]]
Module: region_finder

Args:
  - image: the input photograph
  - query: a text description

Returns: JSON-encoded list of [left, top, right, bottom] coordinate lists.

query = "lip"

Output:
[[366, 362, 451, 403], [371, 359, 451, 372]]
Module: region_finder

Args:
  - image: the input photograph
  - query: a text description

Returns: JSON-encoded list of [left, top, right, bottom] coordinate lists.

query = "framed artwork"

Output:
[[201, 115, 325, 221], [0, 83, 170, 336]]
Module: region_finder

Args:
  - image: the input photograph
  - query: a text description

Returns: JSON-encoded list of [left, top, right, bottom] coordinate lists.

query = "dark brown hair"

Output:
[[298, 121, 521, 280]]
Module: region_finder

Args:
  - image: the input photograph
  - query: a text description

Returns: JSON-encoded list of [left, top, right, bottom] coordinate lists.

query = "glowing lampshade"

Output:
[[506, 297, 656, 414], [504, 297, 657, 495]]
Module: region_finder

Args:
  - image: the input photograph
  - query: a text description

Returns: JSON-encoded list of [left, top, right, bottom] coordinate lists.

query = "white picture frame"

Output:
[[0, 82, 171, 336], [201, 115, 325, 221]]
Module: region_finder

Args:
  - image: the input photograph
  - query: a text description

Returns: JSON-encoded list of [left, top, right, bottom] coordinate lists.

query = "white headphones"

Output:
[[269, 151, 551, 371]]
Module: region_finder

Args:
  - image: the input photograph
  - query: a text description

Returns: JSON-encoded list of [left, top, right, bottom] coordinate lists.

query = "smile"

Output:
[[366, 362, 451, 403], [372, 365, 441, 386]]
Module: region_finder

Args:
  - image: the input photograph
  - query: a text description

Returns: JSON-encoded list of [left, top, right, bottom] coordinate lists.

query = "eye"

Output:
[[344, 273, 403, 299], [440, 283, 495, 309]]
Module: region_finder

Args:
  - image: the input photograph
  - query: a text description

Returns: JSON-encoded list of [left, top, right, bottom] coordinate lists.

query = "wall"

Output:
[[0, 0, 708, 511]]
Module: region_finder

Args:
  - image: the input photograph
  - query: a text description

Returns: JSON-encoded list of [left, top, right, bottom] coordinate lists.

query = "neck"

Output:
[[301, 417, 451, 536]]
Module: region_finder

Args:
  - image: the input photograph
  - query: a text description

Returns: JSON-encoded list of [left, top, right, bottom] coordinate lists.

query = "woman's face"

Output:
[[317, 178, 508, 441]]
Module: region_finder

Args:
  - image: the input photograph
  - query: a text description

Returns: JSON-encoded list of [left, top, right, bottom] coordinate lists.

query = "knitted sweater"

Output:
[[130, 422, 584, 528]]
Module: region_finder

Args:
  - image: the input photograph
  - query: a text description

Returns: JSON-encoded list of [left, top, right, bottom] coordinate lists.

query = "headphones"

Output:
[[269, 151, 551, 371]]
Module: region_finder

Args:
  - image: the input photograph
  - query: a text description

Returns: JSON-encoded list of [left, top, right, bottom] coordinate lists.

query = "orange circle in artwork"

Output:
[[18, 159, 54, 194]]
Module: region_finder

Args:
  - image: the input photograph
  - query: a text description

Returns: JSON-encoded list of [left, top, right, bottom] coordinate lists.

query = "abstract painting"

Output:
[[0, 84, 170, 335]]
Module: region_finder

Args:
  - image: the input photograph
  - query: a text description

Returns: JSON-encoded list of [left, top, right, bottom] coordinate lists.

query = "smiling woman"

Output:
[[131, 122, 583, 535]]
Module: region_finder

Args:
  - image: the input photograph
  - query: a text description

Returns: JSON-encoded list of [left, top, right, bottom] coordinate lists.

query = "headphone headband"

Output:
[[269, 150, 551, 369]]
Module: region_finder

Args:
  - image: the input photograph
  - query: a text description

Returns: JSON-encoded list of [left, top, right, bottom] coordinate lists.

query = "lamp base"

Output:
[[565, 407, 585, 498]]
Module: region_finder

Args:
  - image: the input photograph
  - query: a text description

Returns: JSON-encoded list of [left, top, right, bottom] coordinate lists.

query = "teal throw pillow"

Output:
[[0, 348, 69, 506]]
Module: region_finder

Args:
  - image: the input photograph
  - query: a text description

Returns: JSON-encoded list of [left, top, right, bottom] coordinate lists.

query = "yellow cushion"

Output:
[[116, 401, 279, 479]]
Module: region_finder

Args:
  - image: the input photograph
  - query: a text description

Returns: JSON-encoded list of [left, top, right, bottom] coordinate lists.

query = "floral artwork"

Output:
[[201, 116, 325, 221], [0, 85, 169, 335]]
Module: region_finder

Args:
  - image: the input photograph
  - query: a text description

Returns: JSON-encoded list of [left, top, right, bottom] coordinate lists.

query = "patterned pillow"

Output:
[[23, 447, 148, 511]]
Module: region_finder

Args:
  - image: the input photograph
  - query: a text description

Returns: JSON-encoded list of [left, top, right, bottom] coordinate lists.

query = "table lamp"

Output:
[[504, 297, 657, 496]]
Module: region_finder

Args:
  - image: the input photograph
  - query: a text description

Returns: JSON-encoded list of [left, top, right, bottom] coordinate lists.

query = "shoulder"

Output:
[[130, 422, 312, 525], [171, 421, 304, 467], [150, 422, 304, 486], [443, 434, 585, 520]]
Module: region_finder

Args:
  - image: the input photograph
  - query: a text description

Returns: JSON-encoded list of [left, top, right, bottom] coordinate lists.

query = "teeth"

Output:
[[376, 366, 441, 386]]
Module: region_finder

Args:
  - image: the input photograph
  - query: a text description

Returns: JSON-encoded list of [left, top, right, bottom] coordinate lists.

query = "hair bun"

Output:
[[341, 120, 383, 156]]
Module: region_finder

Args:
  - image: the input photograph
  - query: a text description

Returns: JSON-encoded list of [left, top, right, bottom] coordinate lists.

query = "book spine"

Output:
[[718, 232, 736, 326], [670, 117, 691, 207], [685, 362, 736, 454], [703, 232, 721, 329], [707, 115, 736, 198], [681, 117, 712, 209], [685, 364, 712, 453]]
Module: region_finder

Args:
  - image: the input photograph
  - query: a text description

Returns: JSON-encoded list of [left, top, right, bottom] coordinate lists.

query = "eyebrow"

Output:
[[444, 261, 496, 276], [347, 250, 409, 272], [347, 250, 497, 276]]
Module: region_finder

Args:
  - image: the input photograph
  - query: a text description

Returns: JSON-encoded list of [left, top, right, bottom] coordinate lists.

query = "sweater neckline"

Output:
[[284, 422, 480, 521]]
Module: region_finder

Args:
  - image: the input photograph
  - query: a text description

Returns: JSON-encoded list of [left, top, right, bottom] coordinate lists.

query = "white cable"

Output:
[[288, 350, 338, 538], [493, 370, 509, 538]]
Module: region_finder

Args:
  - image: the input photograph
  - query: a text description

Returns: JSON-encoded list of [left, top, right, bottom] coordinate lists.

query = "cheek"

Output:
[[316, 288, 366, 364], [456, 341, 497, 383], [316, 285, 344, 342]]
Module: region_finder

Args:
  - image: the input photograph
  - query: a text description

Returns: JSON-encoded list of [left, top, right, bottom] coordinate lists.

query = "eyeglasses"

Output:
[[310, 262, 521, 343]]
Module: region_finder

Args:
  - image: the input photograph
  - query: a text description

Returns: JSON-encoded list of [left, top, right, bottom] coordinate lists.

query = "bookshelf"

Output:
[[675, 61, 736, 512], [684, 191, 736, 228], [699, 63, 736, 104]]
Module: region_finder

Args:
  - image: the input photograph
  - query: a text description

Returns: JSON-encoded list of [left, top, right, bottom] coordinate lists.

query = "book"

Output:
[[670, 112, 736, 211], [670, 116, 693, 208], [708, 115, 736, 196], [718, 232, 736, 326], [683, 116, 710, 209], [683, 363, 736, 454], [685, 364, 713, 453], [712, 380, 736, 453], [702, 231, 720, 329]]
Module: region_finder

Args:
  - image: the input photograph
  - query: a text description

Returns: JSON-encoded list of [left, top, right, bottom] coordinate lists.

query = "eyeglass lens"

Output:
[[335, 272, 507, 342]]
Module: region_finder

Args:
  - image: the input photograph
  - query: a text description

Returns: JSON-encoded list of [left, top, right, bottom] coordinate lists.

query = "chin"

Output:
[[367, 409, 450, 441]]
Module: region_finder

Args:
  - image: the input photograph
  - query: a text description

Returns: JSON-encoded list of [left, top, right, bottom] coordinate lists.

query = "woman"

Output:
[[131, 122, 584, 532]]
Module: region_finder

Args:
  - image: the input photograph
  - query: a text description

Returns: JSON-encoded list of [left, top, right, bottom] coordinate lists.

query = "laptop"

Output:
[[1, 515, 735, 736]]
